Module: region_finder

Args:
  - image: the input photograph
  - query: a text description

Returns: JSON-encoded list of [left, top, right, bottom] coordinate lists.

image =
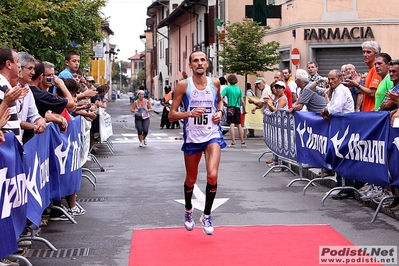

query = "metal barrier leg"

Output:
[[6, 254, 33, 266], [18, 235, 57, 251], [286, 177, 312, 187], [88, 153, 105, 172], [82, 174, 96, 190], [321, 187, 361, 207], [303, 177, 337, 195], [51, 206, 77, 224], [371, 195, 398, 223], [258, 150, 271, 162], [82, 168, 97, 183]]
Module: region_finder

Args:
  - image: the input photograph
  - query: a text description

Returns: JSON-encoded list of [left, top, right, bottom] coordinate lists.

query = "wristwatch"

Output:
[[189, 111, 193, 117], [217, 109, 224, 115]]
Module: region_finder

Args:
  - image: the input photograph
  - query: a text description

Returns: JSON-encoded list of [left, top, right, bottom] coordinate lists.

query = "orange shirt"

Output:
[[362, 66, 381, 112]]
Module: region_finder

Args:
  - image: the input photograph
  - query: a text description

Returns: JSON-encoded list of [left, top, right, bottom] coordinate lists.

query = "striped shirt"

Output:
[[0, 74, 21, 142]]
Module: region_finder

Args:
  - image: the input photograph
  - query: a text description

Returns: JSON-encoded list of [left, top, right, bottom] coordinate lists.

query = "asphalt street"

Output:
[[25, 94, 399, 266]]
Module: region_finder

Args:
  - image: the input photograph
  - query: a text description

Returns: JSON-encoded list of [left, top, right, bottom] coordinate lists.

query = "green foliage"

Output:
[[0, 0, 106, 72], [133, 69, 145, 89], [112, 60, 130, 87], [217, 18, 281, 77]]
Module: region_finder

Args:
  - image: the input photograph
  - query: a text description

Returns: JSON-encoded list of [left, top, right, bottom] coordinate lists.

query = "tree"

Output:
[[112, 60, 130, 91], [133, 69, 145, 89], [0, 0, 106, 72], [217, 18, 281, 84]]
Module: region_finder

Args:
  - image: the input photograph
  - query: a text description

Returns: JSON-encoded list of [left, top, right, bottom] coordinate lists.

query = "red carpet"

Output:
[[129, 225, 382, 266]]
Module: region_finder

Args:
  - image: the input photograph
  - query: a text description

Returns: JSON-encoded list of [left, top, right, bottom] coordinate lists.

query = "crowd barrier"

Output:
[[0, 111, 114, 262], [97, 107, 114, 155], [263, 110, 312, 183], [264, 110, 399, 221]]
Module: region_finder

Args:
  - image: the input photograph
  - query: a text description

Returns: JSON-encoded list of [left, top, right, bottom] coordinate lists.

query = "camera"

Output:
[[46, 76, 54, 84]]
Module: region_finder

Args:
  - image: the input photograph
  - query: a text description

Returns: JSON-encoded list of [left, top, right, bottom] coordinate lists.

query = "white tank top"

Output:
[[183, 77, 222, 143]]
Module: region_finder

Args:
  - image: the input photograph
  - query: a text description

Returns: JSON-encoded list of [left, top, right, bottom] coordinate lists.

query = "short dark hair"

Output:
[[377, 53, 392, 64], [307, 61, 319, 67], [219, 77, 227, 85], [246, 83, 251, 90], [283, 68, 291, 74], [0, 47, 14, 70], [227, 74, 238, 85], [58, 78, 78, 97], [390, 59, 399, 66], [65, 51, 80, 61], [32, 60, 45, 81]]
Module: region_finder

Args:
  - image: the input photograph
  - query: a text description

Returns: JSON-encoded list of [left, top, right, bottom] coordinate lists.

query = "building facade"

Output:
[[144, 0, 399, 90]]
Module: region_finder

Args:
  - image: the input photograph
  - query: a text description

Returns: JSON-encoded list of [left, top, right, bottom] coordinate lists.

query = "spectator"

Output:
[[30, 60, 81, 219], [29, 61, 68, 134], [307, 61, 327, 88], [264, 81, 289, 170], [16, 52, 46, 143], [221, 74, 246, 148], [160, 85, 172, 129], [341, 41, 383, 197], [289, 69, 327, 113], [0, 47, 29, 143], [246, 83, 256, 138], [56, 51, 80, 95], [282, 68, 298, 104], [345, 41, 381, 112], [384, 60, 399, 119], [58, 51, 80, 80], [373, 53, 393, 110], [343, 64, 363, 112], [273, 71, 292, 108], [248, 77, 273, 114]]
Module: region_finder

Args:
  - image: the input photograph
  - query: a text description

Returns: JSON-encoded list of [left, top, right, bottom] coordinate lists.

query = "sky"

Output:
[[101, 0, 153, 61]]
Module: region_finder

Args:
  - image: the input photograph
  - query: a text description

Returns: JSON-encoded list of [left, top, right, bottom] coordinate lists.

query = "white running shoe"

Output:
[[139, 142, 143, 147], [143, 139, 147, 145], [200, 213, 214, 235], [184, 209, 195, 231]]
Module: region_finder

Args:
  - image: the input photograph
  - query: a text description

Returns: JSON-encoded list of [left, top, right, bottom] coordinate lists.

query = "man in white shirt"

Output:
[[320, 69, 354, 119], [320, 69, 355, 200], [17, 51, 46, 143]]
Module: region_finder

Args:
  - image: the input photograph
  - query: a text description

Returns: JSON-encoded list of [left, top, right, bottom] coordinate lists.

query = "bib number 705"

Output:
[[194, 114, 208, 125]]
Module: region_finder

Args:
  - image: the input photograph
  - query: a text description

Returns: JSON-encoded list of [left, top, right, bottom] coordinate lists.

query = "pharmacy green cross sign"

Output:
[[245, 0, 282, 26]]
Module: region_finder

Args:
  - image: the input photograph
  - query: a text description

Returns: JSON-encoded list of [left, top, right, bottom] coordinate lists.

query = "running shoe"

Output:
[[184, 209, 195, 231], [200, 213, 214, 235]]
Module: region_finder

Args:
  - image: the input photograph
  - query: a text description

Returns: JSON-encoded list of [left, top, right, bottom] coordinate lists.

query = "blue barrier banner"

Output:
[[326, 112, 390, 186], [0, 133, 27, 258], [294, 112, 330, 168], [24, 129, 51, 227], [49, 117, 82, 199], [388, 126, 399, 187], [264, 110, 297, 161]]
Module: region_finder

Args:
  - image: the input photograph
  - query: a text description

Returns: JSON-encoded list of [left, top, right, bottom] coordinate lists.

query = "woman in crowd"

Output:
[[264, 81, 288, 169], [131, 90, 152, 147]]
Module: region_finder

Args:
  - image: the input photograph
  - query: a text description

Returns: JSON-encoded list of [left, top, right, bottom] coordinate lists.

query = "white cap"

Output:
[[255, 77, 265, 84], [274, 81, 286, 88]]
